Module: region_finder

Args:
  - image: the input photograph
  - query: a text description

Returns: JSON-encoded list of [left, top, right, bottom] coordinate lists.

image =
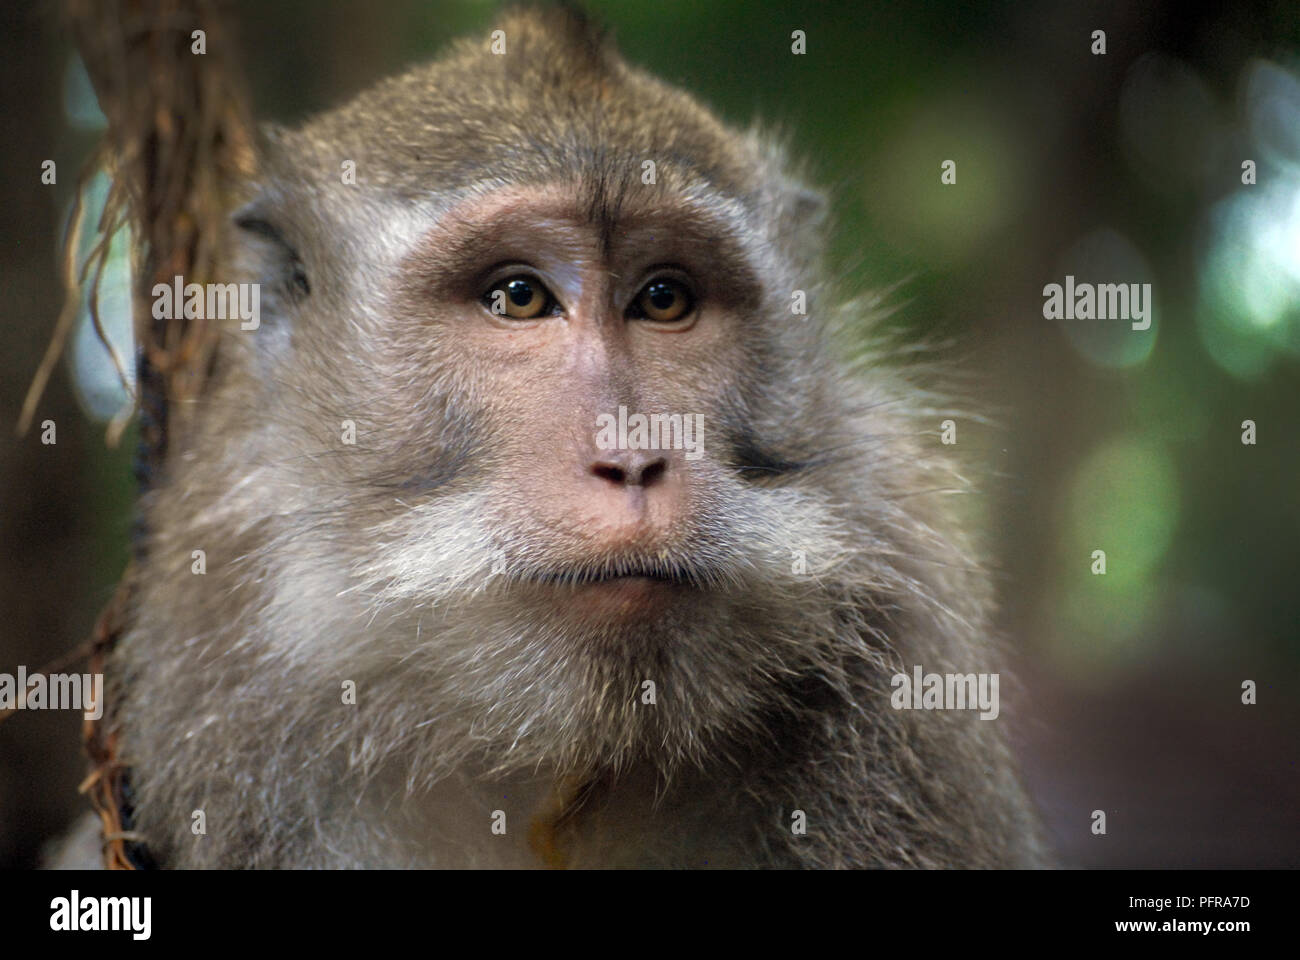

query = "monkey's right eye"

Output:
[[483, 275, 555, 319]]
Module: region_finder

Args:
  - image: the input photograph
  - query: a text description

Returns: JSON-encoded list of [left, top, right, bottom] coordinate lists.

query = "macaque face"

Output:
[[262, 171, 811, 647], [382, 183, 761, 623]]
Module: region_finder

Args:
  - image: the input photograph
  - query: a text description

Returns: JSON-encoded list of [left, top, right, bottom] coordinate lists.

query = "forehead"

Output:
[[403, 179, 758, 284]]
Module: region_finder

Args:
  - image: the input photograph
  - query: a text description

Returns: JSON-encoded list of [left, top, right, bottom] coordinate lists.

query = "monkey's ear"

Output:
[[773, 181, 828, 269], [746, 127, 828, 247]]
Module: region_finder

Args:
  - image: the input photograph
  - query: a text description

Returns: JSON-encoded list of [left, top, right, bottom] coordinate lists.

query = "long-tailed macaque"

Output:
[[70, 5, 1048, 868]]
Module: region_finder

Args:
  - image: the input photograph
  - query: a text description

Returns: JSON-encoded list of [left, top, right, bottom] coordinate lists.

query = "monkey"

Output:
[[64, 5, 1050, 868]]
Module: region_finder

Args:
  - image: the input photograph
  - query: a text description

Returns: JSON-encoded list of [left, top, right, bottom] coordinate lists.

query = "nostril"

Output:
[[591, 463, 628, 485], [638, 459, 667, 487], [589, 458, 669, 487]]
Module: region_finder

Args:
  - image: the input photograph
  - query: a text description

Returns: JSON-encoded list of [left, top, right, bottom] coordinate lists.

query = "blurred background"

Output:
[[2, 0, 1297, 868]]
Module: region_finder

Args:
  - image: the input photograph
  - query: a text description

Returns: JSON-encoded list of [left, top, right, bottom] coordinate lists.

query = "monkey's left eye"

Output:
[[483, 275, 556, 319], [630, 278, 694, 324]]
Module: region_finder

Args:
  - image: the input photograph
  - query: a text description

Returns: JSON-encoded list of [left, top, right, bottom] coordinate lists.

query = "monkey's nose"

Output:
[[572, 451, 685, 547], [589, 454, 668, 488]]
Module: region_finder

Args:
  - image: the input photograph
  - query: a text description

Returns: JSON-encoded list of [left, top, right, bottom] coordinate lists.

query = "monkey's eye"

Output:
[[483, 275, 555, 319], [631, 278, 694, 324]]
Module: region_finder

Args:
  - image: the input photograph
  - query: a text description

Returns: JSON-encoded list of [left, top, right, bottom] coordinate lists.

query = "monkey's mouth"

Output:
[[524, 562, 701, 619], [529, 560, 703, 590]]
